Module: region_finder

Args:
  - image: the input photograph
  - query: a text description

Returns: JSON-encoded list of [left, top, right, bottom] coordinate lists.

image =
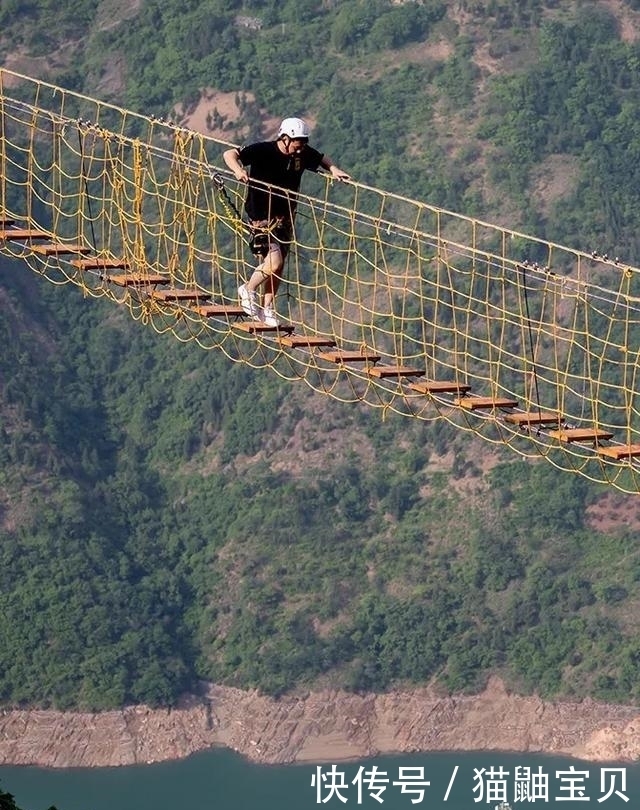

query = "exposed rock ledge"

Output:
[[1, 677, 639, 768]]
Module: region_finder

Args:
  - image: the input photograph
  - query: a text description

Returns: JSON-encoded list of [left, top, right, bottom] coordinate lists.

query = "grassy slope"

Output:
[[2, 0, 640, 710]]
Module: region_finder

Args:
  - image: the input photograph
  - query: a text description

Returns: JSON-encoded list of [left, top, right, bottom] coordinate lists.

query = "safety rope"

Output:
[[2, 68, 640, 494]]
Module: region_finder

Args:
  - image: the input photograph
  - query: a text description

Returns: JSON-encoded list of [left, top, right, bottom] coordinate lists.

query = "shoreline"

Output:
[[1, 678, 639, 769]]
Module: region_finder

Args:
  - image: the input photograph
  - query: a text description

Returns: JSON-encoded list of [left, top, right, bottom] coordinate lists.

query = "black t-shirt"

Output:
[[238, 140, 324, 221]]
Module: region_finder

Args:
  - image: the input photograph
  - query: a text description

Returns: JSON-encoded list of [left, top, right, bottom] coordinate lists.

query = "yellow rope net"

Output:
[[2, 68, 640, 493]]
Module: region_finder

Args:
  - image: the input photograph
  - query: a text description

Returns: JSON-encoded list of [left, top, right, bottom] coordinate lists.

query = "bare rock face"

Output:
[[0, 679, 639, 768]]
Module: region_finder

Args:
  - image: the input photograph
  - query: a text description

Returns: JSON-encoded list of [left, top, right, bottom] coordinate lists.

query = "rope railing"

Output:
[[2, 68, 640, 493]]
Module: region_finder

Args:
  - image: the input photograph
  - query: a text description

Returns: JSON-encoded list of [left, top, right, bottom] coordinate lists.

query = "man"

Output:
[[223, 116, 350, 326]]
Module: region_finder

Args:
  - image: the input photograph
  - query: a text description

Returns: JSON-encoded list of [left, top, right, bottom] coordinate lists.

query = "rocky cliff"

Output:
[[1, 678, 639, 768]]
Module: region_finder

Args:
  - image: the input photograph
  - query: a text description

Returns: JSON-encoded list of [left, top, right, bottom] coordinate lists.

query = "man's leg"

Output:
[[248, 243, 284, 307], [238, 221, 289, 320], [263, 225, 291, 311], [262, 264, 283, 311], [238, 240, 282, 319]]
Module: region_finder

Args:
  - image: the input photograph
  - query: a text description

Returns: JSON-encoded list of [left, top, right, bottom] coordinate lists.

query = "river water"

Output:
[[1, 749, 638, 809]]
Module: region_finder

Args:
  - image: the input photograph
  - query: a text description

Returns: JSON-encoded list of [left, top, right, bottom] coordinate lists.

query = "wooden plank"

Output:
[[550, 427, 614, 444], [367, 365, 423, 379], [504, 411, 562, 426], [408, 380, 471, 395], [456, 396, 518, 410], [233, 321, 294, 335], [597, 444, 640, 460], [150, 288, 211, 303], [32, 242, 92, 256], [0, 228, 51, 240], [318, 350, 381, 364], [108, 273, 168, 287], [195, 304, 246, 318], [71, 257, 130, 270], [279, 335, 337, 348]]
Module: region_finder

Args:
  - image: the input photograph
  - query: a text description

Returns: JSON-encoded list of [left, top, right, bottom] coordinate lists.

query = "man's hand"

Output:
[[222, 148, 249, 183], [329, 165, 350, 182]]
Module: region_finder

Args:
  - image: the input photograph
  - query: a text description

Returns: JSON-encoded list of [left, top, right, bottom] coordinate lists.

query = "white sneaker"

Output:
[[262, 305, 280, 327], [238, 284, 263, 321]]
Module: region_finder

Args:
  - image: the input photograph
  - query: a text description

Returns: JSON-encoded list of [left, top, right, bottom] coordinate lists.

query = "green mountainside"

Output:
[[2, 0, 640, 712]]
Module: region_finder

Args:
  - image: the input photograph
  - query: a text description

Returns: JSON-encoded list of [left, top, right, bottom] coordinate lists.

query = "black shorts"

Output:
[[250, 218, 292, 258]]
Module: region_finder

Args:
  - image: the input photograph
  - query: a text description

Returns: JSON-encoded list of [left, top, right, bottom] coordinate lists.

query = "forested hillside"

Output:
[[2, 0, 640, 713]]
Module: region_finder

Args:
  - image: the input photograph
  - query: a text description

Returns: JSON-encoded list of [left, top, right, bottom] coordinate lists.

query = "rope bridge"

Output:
[[2, 69, 640, 495]]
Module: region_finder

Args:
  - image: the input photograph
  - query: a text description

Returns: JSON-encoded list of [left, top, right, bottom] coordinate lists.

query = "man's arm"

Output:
[[223, 148, 249, 183], [320, 155, 350, 181]]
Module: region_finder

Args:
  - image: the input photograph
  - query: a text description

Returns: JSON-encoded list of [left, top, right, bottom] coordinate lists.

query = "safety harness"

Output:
[[211, 172, 271, 258]]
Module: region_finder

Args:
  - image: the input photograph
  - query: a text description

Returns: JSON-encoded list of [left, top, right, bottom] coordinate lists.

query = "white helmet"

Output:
[[278, 117, 310, 139]]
